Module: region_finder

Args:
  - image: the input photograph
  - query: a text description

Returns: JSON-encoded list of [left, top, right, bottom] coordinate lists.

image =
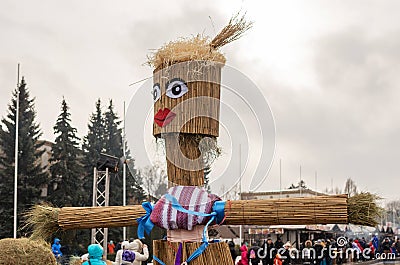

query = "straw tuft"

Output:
[[0, 238, 57, 265], [23, 203, 61, 241], [347, 192, 383, 227], [210, 12, 253, 50]]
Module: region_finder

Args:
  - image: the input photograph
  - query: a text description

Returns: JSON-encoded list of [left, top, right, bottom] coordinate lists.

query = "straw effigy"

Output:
[[24, 193, 381, 238], [0, 238, 57, 265]]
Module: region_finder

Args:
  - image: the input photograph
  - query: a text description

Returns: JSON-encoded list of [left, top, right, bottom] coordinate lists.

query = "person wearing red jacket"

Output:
[[238, 243, 249, 265], [354, 239, 364, 252], [274, 254, 283, 265], [368, 241, 375, 260]]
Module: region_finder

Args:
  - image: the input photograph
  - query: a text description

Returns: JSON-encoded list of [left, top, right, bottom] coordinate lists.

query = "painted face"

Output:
[[152, 61, 222, 137]]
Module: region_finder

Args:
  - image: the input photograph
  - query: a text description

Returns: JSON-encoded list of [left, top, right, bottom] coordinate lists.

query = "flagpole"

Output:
[[14, 63, 20, 239], [239, 143, 242, 245], [123, 101, 127, 241]]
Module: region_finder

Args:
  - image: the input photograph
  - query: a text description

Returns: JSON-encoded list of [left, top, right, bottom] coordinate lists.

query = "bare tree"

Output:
[[344, 178, 358, 197], [334, 186, 342, 195], [385, 200, 400, 225], [140, 163, 168, 201], [219, 182, 240, 200]]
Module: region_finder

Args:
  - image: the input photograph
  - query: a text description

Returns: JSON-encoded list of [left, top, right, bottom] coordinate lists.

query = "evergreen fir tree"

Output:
[[82, 99, 105, 206], [103, 100, 124, 206], [103, 100, 146, 206], [103, 100, 146, 240], [103, 100, 123, 159], [125, 151, 146, 204], [48, 98, 84, 207], [0, 77, 48, 238]]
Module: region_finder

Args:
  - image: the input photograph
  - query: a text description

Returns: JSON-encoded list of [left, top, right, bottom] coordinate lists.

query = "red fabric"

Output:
[[274, 256, 282, 265], [240, 245, 249, 265], [354, 240, 364, 251], [107, 243, 115, 254], [369, 242, 375, 254]]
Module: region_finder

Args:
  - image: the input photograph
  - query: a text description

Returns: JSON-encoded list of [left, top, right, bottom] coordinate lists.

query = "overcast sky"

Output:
[[0, 1, 399, 201]]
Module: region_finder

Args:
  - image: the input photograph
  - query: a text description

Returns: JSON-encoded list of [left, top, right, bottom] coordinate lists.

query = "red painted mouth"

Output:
[[154, 108, 176, 127]]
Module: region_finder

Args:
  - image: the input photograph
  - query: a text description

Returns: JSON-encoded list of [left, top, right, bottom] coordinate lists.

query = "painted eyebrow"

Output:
[[165, 78, 187, 90]]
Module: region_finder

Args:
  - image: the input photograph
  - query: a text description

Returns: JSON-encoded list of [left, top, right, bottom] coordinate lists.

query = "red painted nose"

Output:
[[154, 108, 176, 127]]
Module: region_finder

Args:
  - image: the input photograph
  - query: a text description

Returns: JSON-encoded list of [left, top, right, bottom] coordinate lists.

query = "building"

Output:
[[241, 187, 327, 200], [37, 140, 53, 197]]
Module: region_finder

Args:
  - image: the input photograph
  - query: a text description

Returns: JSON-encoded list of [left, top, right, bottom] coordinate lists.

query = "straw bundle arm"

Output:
[[26, 193, 380, 238]]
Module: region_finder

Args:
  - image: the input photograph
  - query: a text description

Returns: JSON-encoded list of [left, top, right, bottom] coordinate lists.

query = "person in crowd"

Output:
[[381, 238, 391, 256], [238, 242, 249, 265], [324, 240, 332, 265], [228, 240, 237, 264], [354, 239, 364, 261], [390, 243, 397, 256], [52, 238, 63, 259], [115, 240, 122, 252], [108, 240, 115, 254], [350, 238, 361, 262], [262, 238, 275, 265], [128, 239, 149, 265], [81, 253, 89, 263], [333, 238, 345, 265], [274, 253, 283, 265], [372, 235, 379, 252], [395, 238, 400, 257], [82, 244, 107, 265], [354, 239, 364, 252], [314, 239, 324, 265], [247, 242, 261, 265], [281, 242, 291, 265], [275, 238, 284, 250], [360, 237, 367, 250], [115, 241, 129, 265], [368, 241, 375, 260], [301, 240, 314, 265]]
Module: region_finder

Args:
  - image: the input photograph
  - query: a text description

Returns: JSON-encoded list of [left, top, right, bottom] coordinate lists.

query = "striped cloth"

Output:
[[150, 186, 221, 230]]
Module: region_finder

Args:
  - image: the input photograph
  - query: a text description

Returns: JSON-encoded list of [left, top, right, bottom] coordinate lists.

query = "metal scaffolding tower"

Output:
[[91, 167, 110, 258]]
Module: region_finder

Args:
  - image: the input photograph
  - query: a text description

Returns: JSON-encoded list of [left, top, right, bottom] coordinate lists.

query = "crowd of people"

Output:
[[51, 238, 149, 265], [228, 236, 400, 265], [50, 235, 399, 265]]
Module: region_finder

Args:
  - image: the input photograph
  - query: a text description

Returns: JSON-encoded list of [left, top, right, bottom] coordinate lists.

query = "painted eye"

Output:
[[152, 83, 161, 102], [166, 78, 188, 99]]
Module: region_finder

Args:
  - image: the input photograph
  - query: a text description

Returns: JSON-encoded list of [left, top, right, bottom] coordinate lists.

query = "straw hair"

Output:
[[23, 203, 61, 241], [148, 35, 226, 71], [148, 13, 252, 70], [0, 238, 57, 265], [210, 13, 253, 50], [347, 192, 382, 227]]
